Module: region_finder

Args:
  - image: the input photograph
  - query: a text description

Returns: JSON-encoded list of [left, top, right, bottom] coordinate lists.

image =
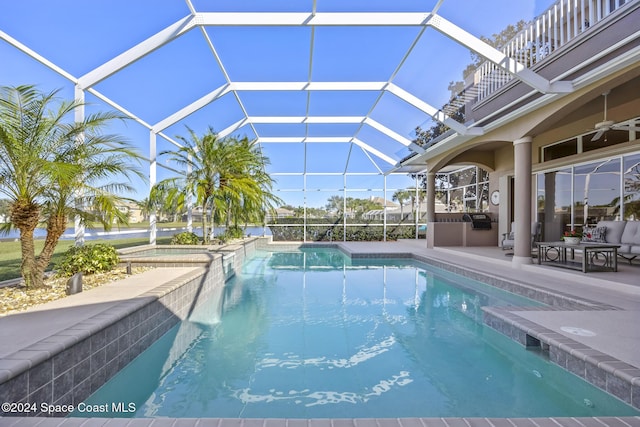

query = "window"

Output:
[[573, 159, 621, 225], [537, 168, 572, 241], [434, 166, 489, 213], [542, 139, 577, 161], [623, 153, 640, 220], [537, 152, 640, 240], [583, 129, 630, 152]]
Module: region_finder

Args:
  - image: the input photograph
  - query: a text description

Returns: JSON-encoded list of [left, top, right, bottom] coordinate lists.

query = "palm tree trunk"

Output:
[[36, 214, 67, 278], [210, 206, 217, 243], [203, 199, 211, 244], [18, 228, 41, 288], [11, 201, 43, 288], [202, 209, 209, 244]]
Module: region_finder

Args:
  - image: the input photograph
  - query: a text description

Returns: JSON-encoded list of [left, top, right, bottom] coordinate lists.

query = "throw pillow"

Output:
[[582, 226, 607, 243]]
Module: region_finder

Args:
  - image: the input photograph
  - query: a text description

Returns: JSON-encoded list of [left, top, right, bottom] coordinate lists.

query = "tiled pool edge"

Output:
[[0, 240, 638, 425], [332, 244, 616, 310], [413, 247, 640, 410], [2, 417, 640, 427], [263, 242, 640, 411], [0, 239, 257, 417], [483, 307, 640, 410]]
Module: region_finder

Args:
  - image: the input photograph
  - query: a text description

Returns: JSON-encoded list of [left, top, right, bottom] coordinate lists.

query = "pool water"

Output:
[[78, 248, 639, 418]]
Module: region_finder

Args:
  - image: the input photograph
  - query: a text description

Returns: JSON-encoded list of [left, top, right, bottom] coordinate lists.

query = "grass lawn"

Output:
[[0, 236, 172, 282]]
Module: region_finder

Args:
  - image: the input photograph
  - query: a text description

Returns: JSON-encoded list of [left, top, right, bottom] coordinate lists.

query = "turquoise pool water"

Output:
[[79, 248, 639, 418]]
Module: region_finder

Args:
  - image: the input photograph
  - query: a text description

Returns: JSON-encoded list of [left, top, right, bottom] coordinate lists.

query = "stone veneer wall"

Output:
[[0, 239, 256, 416]]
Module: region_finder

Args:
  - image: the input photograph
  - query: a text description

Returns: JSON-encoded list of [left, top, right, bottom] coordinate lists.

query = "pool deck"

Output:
[[342, 240, 640, 368], [0, 268, 199, 359], [1, 239, 640, 426]]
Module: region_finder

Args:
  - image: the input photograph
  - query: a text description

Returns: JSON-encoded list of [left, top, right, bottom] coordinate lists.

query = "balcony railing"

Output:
[[473, 0, 632, 102]]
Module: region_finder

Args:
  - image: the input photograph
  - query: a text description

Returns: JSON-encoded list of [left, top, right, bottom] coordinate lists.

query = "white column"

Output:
[[343, 174, 347, 242], [512, 136, 533, 266], [186, 155, 193, 233], [303, 172, 307, 242], [74, 85, 85, 246], [426, 172, 436, 223], [383, 175, 387, 242], [414, 175, 420, 239], [149, 131, 157, 245]]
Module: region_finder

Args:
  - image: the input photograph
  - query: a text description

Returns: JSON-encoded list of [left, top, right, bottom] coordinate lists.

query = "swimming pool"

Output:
[[78, 248, 639, 418]]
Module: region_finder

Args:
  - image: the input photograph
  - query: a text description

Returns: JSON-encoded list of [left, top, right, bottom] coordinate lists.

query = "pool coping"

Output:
[[2, 417, 640, 427], [348, 244, 640, 410], [1, 239, 639, 425], [258, 241, 640, 410], [0, 266, 216, 415], [0, 238, 259, 417]]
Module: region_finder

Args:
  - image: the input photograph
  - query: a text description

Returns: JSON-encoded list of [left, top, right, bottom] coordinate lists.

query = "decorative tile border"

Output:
[[0, 240, 256, 417], [483, 307, 640, 409], [251, 241, 638, 409], [3, 416, 640, 427], [410, 253, 618, 310]]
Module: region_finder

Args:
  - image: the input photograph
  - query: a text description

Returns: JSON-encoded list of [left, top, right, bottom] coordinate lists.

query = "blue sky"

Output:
[[0, 0, 555, 208]]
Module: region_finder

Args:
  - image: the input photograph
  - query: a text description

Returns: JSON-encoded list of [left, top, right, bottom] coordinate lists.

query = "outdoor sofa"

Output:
[[583, 220, 640, 264]]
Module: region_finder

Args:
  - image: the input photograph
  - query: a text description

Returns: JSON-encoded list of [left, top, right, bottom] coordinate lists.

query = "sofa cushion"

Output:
[[620, 221, 640, 246], [582, 226, 607, 243], [596, 220, 626, 244]]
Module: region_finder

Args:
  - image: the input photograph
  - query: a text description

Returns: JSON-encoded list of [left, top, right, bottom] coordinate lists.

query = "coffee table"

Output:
[[535, 241, 620, 273]]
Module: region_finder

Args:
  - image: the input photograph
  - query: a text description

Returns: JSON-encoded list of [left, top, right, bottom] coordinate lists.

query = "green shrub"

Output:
[[55, 243, 120, 277], [224, 225, 245, 240], [171, 231, 200, 245], [267, 218, 416, 242]]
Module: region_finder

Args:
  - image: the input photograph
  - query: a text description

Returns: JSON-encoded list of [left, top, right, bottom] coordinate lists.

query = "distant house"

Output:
[[363, 200, 450, 222], [266, 207, 295, 221], [115, 201, 145, 223], [369, 196, 397, 208]]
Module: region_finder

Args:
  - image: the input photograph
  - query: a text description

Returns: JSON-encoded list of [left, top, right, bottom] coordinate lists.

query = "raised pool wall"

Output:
[[0, 237, 259, 416]]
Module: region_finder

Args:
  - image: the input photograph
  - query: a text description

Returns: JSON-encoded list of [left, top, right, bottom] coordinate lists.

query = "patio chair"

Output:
[[501, 221, 542, 250]]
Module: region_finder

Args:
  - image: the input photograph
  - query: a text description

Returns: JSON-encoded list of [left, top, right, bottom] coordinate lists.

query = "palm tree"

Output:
[[392, 189, 411, 222], [0, 85, 144, 288], [38, 133, 144, 270], [136, 197, 152, 222], [218, 136, 281, 230], [325, 195, 344, 217], [152, 127, 281, 244]]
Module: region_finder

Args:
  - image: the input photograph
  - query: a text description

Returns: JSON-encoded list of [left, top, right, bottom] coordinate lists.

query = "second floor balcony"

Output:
[[409, 0, 639, 154]]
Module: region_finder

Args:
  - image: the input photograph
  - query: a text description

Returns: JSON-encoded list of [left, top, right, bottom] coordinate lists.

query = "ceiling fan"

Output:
[[590, 91, 640, 141]]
